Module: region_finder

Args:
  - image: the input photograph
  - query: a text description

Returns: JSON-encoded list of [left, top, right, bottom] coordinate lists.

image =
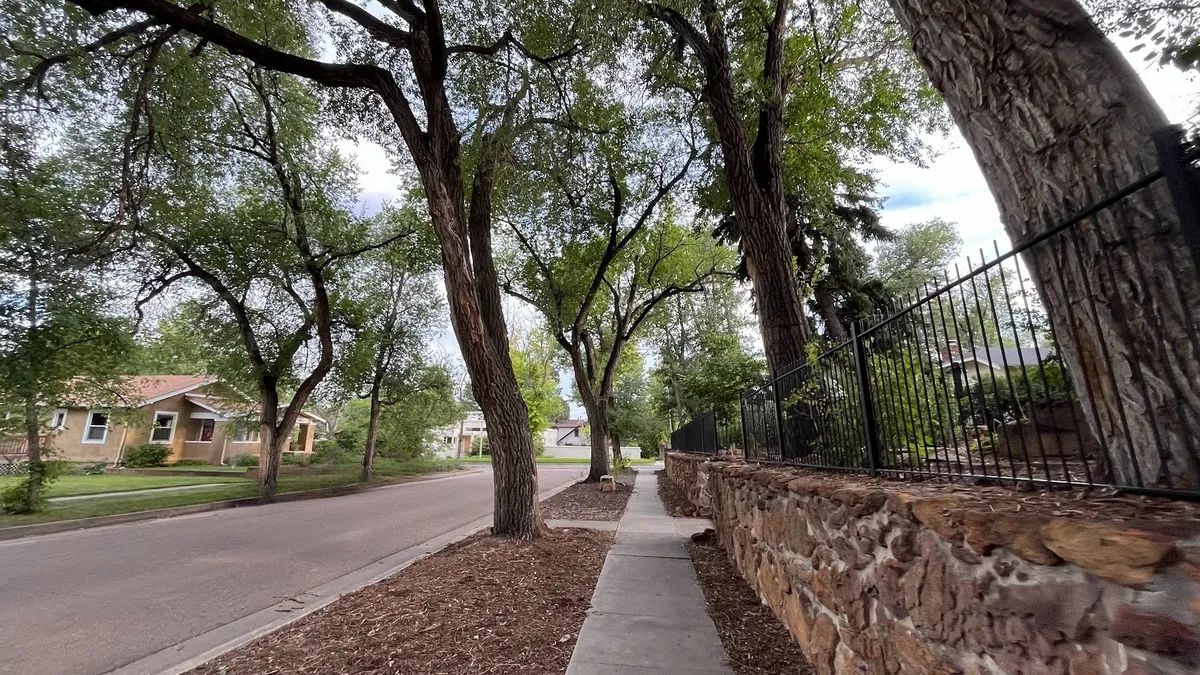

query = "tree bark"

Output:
[[886, 0, 1200, 488], [814, 285, 848, 342], [648, 1, 810, 376], [361, 382, 382, 482], [22, 394, 43, 510]]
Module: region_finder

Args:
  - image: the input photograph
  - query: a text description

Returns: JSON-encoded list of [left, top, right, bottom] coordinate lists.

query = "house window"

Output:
[[51, 409, 67, 430], [150, 412, 178, 443], [83, 411, 109, 444], [194, 419, 215, 442], [234, 427, 261, 443]]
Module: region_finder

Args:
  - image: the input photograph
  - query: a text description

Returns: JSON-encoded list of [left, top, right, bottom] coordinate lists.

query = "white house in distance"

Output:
[[432, 413, 603, 459]]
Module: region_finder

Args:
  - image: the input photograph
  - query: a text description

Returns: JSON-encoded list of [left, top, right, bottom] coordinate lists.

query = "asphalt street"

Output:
[[0, 466, 582, 675]]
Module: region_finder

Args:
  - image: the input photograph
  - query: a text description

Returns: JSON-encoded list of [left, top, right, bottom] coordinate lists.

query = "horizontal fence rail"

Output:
[[728, 130, 1200, 500]]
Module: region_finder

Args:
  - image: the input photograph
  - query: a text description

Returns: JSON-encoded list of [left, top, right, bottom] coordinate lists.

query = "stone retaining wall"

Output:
[[665, 452, 1200, 675]]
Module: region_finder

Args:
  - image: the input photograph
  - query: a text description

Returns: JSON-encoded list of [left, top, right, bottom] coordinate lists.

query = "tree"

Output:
[[26, 0, 595, 538], [884, 0, 1200, 488], [500, 90, 729, 480], [1088, 0, 1200, 130], [336, 208, 442, 481], [607, 347, 666, 456], [132, 305, 211, 376], [507, 210, 729, 480], [336, 364, 461, 461], [873, 218, 962, 298], [0, 122, 133, 512], [131, 69, 406, 500], [509, 327, 568, 453], [645, 275, 751, 428], [644, 0, 943, 374]]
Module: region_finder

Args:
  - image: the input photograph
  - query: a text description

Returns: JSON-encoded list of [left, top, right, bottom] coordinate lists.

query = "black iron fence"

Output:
[[681, 129, 1200, 500], [669, 409, 741, 455]]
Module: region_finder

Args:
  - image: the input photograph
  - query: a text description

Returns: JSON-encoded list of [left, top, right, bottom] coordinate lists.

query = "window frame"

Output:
[[82, 410, 110, 444], [50, 409, 68, 430], [149, 411, 179, 444], [233, 427, 261, 443]]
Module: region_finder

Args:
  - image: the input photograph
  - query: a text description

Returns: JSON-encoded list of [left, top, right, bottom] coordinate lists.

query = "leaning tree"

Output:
[[885, 0, 1200, 489], [19, 0, 598, 536]]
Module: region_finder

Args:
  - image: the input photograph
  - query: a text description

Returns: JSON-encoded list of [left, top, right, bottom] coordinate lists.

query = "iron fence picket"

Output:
[[689, 131, 1200, 500]]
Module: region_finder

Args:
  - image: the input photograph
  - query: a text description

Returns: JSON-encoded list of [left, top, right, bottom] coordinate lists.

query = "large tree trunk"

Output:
[[584, 401, 611, 482], [887, 0, 1200, 488], [650, 1, 811, 376], [256, 387, 288, 501], [361, 383, 382, 482], [22, 395, 43, 511]]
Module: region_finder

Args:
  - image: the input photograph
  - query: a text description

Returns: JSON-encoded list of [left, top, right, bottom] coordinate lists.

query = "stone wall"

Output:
[[665, 452, 1200, 675]]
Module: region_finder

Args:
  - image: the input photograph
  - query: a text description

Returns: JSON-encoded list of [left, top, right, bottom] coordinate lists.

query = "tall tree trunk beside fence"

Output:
[[649, 0, 811, 376], [887, 0, 1200, 488]]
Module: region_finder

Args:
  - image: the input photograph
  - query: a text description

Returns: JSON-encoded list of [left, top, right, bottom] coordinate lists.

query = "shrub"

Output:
[[170, 459, 208, 467], [227, 453, 259, 467], [124, 443, 172, 468], [281, 453, 307, 466], [1, 460, 64, 514], [81, 462, 107, 475], [640, 446, 658, 460], [311, 439, 347, 465]]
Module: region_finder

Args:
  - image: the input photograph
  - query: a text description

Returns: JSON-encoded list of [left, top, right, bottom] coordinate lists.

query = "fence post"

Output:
[[1153, 126, 1200, 281], [740, 396, 749, 455], [851, 322, 883, 475], [770, 370, 787, 459]]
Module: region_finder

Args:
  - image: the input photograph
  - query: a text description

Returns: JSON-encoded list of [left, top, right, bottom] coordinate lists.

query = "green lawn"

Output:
[[0, 474, 250, 498], [0, 457, 461, 529], [459, 455, 656, 464]]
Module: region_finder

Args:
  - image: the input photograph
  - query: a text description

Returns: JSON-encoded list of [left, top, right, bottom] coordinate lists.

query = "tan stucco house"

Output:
[[46, 375, 322, 466]]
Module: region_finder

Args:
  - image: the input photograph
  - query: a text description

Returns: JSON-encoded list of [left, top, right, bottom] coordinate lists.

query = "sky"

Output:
[[336, 35, 1200, 419]]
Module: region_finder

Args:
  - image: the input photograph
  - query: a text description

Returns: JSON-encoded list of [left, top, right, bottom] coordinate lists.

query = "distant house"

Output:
[[939, 344, 1057, 385], [434, 410, 486, 458], [551, 419, 589, 447], [43, 375, 323, 465]]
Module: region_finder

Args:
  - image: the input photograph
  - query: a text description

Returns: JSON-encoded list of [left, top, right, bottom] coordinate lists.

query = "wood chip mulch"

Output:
[[540, 471, 636, 521], [192, 528, 613, 675], [657, 470, 701, 517], [687, 534, 815, 675]]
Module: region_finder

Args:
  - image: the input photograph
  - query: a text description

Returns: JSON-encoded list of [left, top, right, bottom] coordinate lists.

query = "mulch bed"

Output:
[[657, 470, 702, 517], [192, 528, 613, 675], [540, 471, 636, 521], [687, 534, 815, 675]]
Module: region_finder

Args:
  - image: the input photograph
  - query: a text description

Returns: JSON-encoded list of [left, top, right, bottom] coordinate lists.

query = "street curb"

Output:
[[0, 468, 484, 542], [104, 475, 582, 675]]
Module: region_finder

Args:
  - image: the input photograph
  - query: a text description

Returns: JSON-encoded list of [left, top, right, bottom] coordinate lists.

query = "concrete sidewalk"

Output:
[[567, 467, 733, 674]]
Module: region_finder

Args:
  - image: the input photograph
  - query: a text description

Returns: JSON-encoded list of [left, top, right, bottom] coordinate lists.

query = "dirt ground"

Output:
[[192, 528, 613, 675], [540, 471, 636, 521], [688, 534, 815, 675]]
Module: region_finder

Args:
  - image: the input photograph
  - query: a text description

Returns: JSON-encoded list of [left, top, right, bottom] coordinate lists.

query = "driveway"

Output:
[[0, 466, 582, 675]]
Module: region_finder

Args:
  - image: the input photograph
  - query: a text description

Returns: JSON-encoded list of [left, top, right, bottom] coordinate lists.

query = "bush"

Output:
[[281, 453, 307, 466], [1, 460, 64, 514], [640, 446, 658, 460], [170, 459, 208, 467], [81, 462, 107, 475], [227, 453, 259, 467], [312, 439, 358, 465], [123, 443, 172, 468]]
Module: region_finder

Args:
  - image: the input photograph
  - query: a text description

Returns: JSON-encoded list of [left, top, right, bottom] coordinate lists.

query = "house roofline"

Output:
[[140, 378, 219, 406]]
